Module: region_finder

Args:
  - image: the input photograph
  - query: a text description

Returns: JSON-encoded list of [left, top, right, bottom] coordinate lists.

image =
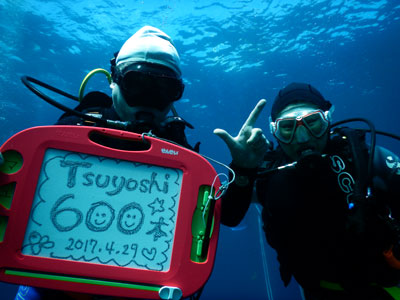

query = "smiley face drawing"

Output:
[[86, 201, 115, 232], [117, 202, 144, 235]]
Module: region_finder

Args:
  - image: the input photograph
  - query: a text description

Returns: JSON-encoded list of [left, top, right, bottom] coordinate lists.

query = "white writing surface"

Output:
[[22, 149, 182, 271]]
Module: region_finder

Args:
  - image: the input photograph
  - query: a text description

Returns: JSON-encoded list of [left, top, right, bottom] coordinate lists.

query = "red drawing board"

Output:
[[0, 126, 221, 299]]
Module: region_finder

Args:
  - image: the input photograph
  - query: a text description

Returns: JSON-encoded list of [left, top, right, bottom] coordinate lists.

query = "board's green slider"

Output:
[[5, 269, 160, 292]]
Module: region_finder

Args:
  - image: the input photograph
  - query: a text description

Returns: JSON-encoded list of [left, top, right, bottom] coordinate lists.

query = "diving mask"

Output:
[[115, 63, 184, 110], [270, 107, 331, 144]]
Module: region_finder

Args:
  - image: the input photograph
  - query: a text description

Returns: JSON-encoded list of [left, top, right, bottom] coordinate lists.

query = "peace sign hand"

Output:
[[214, 99, 270, 169]]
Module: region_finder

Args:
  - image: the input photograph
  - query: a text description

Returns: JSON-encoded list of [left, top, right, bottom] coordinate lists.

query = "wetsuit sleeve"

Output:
[[372, 145, 400, 216], [162, 120, 200, 151], [56, 91, 113, 125], [55, 113, 82, 125], [220, 163, 257, 227]]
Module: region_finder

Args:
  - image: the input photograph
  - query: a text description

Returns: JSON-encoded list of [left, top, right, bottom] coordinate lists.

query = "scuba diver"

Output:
[[55, 25, 196, 152], [214, 82, 400, 299], [3, 25, 200, 300]]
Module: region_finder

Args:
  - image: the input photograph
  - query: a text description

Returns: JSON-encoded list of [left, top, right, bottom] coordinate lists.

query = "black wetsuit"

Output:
[[16, 91, 197, 300], [221, 132, 400, 299]]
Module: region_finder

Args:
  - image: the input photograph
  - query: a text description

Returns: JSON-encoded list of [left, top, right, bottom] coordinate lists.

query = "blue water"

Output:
[[1, 1, 399, 299]]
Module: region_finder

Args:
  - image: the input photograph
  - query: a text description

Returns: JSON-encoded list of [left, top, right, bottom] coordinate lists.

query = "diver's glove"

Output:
[[384, 243, 400, 269], [214, 99, 270, 169], [382, 216, 400, 270]]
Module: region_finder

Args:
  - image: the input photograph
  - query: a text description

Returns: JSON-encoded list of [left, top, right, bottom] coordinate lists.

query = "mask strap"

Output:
[[110, 51, 119, 82], [325, 105, 335, 123], [269, 115, 276, 136]]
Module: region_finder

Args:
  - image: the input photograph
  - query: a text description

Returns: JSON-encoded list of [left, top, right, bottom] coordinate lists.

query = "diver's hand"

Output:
[[214, 99, 270, 169], [0, 152, 3, 166]]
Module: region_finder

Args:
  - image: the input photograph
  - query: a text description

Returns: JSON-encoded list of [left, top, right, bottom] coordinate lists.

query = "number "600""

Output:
[[50, 194, 144, 235]]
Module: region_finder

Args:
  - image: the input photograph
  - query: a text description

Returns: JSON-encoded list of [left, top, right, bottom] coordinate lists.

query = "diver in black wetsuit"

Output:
[[6, 25, 197, 300], [214, 82, 400, 299]]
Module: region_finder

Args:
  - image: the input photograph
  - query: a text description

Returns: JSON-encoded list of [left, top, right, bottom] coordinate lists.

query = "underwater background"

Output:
[[1, 1, 399, 299]]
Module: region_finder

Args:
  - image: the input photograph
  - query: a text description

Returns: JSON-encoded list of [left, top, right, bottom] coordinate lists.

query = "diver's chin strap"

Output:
[[104, 119, 131, 130], [91, 111, 165, 132], [257, 153, 328, 177]]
